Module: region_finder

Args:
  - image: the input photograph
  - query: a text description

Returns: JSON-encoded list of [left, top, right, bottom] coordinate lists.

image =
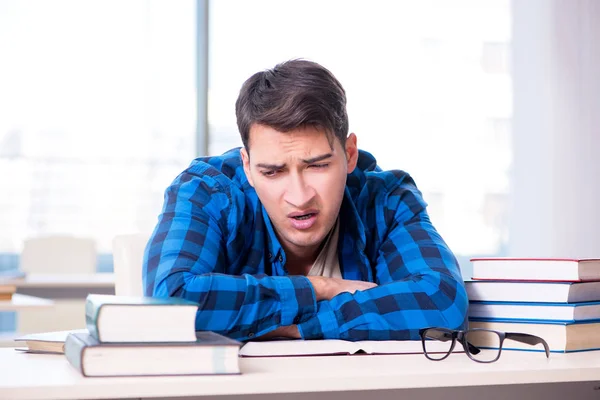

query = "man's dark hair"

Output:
[[235, 59, 349, 151]]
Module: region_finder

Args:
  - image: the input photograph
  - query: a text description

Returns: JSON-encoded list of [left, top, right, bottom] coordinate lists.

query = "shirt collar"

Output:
[[262, 205, 283, 264], [339, 187, 367, 252]]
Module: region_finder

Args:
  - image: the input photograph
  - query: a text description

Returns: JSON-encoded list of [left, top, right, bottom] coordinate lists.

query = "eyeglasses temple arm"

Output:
[[505, 332, 550, 357], [465, 341, 481, 355]]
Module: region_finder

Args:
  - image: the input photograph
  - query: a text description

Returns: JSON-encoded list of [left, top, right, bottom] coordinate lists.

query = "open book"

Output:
[[14, 329, 88, 354], [239, 339, 461, 357]]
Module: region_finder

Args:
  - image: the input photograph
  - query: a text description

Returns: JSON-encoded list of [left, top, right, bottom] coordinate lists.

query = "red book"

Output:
[[470, 258, 600, 282]]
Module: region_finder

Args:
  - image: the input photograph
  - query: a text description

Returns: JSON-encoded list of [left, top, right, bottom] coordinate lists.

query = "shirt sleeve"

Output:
[[297, 183, 468, 341], [142, 169, 317, 341]]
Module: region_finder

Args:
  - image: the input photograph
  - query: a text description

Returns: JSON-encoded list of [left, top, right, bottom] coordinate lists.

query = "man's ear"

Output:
[[240, 147, 254, 187], [345, 133, 359, 174]]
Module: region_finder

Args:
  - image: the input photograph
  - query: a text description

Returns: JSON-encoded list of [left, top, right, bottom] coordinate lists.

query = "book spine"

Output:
[[64, 333, 86, 377], [84, 297, 102, 341]]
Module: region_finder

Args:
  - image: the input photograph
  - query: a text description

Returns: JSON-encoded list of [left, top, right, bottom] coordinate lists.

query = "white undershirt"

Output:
[[307, 218, 342, 279]]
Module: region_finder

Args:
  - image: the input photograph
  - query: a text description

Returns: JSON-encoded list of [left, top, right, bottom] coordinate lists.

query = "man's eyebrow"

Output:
[[255, 162, 285, 170], [254, 154, 333, 169], [301, 153, 332, 164]]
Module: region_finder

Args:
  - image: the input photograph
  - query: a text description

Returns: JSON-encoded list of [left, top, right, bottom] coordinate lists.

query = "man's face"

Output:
[[241, 124, 358, 257]]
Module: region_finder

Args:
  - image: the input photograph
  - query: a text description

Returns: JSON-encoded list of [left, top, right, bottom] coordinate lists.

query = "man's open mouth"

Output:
[[292, 213, 316, 220]]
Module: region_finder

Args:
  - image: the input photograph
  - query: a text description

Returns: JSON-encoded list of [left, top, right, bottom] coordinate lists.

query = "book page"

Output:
[[239, 339, 456, 357], [358, 340, 425, 354], [240, 339, 464, 357], [240, 339, 361, 357], [14, 328, 88, 343], [359, 339, 460, 354]]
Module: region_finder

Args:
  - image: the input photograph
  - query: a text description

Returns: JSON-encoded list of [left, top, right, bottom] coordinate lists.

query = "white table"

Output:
[[4, 274, 114, 340], [0, 295, 55, 347], [13, 272, 114, 301], [0, 348, 599, 400], [0, 294, 54, 311], [13, 273, 114, 289]]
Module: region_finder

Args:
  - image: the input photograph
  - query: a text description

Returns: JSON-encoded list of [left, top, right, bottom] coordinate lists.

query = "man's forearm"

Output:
[[298, 273, 468, 341], [150, 270, 316, 341], [253, 277, 379, 341]]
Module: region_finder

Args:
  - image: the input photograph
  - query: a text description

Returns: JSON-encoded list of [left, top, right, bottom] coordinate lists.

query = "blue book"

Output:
[[468, 318, 600, 353], [468, 301, 600, 322]]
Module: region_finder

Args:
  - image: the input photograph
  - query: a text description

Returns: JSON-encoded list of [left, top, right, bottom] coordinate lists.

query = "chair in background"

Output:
[[17, 235, 97, 333], [112, 233, 149, 297], [20, 236, 97, 275]]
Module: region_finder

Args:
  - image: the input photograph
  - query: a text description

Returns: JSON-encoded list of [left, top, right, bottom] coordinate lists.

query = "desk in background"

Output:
[[15, 273, 115, 334], [0, 294, 54, 311], [0, 348, 599, 400], [0, 294, 55, 346], [0, 273, 115, 344], [14, 273, 115, 298]]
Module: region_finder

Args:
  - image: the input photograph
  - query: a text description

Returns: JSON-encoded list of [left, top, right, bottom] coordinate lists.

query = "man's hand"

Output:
[[255, 325, 301, 340], [307, 276, 378, 301]]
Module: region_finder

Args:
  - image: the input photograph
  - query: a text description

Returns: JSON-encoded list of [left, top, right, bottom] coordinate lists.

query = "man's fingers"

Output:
[[343, 280, 377, 294], [356, 281, 377, 289], [308, 276, 378, 300]]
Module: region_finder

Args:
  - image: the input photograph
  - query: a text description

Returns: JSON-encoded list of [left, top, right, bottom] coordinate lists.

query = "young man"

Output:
[[143, 60, 468, 341]]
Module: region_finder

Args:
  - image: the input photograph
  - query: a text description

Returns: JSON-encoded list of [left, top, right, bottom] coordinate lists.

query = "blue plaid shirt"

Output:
[[143, 148, 468, 341]]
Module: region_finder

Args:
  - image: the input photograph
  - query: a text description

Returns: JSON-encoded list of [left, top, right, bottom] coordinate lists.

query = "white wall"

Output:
[[509, 0, 600, 258]]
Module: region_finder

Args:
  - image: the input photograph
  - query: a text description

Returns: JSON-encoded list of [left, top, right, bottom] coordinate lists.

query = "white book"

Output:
[[468, 301, 600, 322], [14, 329, 88, 354], [470, 257, 600, 281], [468, 319, 600, 352], [465, 280, 600, 303], [86, 294, 198, 343], [65, 331, 241, 377]]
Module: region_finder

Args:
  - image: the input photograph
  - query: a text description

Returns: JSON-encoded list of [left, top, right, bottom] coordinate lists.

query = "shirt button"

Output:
[[267, 252, 272, 259], [278, 255, 283, 262], [248, 332, 255, 338]]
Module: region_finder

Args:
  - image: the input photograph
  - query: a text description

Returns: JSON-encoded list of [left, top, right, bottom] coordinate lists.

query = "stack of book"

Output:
[[58, 294, 241, 377], [465, 258, 600, 353]]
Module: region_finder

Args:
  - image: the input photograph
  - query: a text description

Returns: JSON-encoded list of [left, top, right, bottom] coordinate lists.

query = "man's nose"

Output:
[[284, 173, 315, 208]]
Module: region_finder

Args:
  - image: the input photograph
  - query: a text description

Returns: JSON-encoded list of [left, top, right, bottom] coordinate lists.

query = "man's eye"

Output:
[[262, 170, 278, 177], [309, 163, 329, 169]]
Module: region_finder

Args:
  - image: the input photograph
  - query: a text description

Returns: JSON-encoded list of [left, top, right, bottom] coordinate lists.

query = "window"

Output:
[[1, 1, 512, 273], [0, 1, 197, 269], [208, 0, 513, 277]]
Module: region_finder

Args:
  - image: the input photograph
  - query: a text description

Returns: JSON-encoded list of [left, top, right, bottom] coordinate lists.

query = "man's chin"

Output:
[[283, 232, 325, 250]]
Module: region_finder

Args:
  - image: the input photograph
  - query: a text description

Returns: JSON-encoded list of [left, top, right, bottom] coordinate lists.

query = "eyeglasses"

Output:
[[419, 327, 550, 363]]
